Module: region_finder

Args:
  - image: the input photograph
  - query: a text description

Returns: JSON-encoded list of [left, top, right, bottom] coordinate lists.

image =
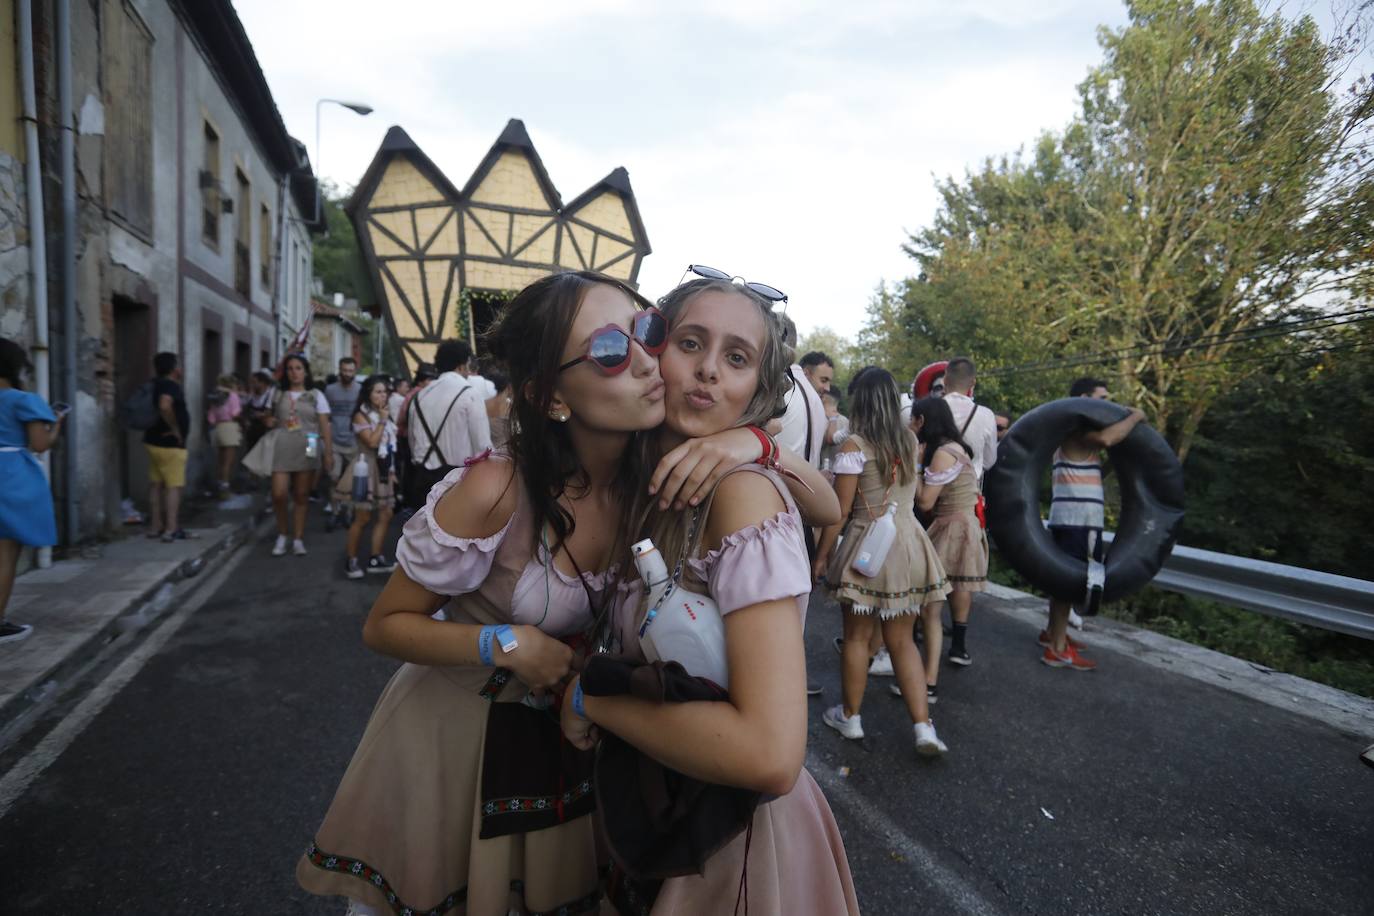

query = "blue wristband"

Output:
[[477, 625, 496, 666], [572, 680, 587, 720]]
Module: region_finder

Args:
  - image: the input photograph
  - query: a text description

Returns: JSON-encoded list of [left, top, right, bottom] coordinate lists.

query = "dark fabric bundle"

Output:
[[582, 654, 760, 881], [478, 699, 597, 839]]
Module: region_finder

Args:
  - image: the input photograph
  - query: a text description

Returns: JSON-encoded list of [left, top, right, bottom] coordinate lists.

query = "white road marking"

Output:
[[0, 541, 254, 820], [806, 748, 1009, 916]]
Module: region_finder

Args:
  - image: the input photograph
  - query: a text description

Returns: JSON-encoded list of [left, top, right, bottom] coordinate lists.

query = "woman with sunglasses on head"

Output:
[[560, 275, 858, 915], [297, 271, 824, 916], [814, 367, 951, 756]]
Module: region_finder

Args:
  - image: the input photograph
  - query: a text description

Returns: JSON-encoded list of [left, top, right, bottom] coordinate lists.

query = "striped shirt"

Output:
[[1048, 449, 1104, 528]]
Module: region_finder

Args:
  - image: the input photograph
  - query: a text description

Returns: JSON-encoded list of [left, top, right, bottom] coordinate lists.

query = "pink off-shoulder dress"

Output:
[[610, 466, 861, 916], [296, 453, 615, 916]]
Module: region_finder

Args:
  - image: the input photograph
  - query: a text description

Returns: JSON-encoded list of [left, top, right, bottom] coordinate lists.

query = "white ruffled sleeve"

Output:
[[396, 462, 514, 595], [831, 450, 867, 475]]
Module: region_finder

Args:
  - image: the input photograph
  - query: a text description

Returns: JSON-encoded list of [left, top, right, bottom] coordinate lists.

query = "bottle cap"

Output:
[[631, 538, 656, 557]]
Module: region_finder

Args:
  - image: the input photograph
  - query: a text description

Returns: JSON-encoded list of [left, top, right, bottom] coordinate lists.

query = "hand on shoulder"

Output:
[[703, 470, 787, 551], [431, 455, 519, 540]]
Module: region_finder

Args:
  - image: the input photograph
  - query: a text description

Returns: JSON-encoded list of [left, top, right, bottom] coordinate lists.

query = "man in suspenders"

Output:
[[406, 340, 492, 509]]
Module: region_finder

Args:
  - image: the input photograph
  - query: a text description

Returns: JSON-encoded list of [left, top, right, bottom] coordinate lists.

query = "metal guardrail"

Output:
[[1102, 534, 1374, 640]]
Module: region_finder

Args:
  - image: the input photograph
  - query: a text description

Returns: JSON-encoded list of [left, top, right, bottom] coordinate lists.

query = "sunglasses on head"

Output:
[[681, 264, 788, 305], [559, 307, 669, 376]]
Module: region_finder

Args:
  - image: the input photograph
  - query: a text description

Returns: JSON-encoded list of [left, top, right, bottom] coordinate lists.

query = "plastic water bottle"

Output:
[[305, 431, 319, 459], [351, 454, 370, 502], [851, 502, 898, 577], [632, 539, 672, 612], [631, 537, 729, 687]]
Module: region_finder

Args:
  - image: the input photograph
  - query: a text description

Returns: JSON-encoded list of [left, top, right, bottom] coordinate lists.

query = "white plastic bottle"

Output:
[[350, 453, 370, 502], [630, 537, 729, 688], [631, 538, 672, 612], [851, 502, 898, 578]]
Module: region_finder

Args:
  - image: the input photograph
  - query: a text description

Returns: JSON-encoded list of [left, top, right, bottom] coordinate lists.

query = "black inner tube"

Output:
[[983, 398, 1186, 604]]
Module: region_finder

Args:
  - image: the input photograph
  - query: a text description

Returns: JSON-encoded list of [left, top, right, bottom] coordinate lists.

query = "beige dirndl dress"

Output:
[[296, 454, 611, 915], [271, 389, 327, 473], [924, 444, 989, 593], [332, 411, 398, 513], [826, 434, 950, 617], [608, 467, 860, 916]]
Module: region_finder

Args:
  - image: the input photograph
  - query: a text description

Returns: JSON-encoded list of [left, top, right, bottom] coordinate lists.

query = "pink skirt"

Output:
[[651, 769, 860, 915]]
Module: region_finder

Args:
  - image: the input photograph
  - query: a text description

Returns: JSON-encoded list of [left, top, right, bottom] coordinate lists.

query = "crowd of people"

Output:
[[284, 268, 1148, 916], [0, 264, 1146, 913]]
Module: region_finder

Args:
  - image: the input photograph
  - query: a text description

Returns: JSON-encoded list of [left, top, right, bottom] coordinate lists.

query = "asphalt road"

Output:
[[1, 508, 1371, 915]]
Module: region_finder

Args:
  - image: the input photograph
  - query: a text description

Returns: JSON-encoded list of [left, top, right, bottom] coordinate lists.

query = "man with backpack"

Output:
[[406, 340, 491, 508], [139, 352, 191, 542]]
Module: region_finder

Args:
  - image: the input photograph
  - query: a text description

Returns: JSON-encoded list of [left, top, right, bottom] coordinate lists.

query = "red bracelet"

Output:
[[745, 425, 774, 466]]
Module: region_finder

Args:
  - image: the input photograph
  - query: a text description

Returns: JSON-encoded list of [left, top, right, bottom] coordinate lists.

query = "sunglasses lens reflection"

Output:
[[689, 264, 731, 281], [589, 330, 631, 371], [746, 282, 787, 302], [636, 311, 668, 351]]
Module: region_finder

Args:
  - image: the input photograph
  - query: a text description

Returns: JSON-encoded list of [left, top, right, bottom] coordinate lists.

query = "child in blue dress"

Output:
[[0, 338, 63, 645]]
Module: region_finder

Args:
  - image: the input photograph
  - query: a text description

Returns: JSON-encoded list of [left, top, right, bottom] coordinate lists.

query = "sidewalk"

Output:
[[0, 493, 268, 743]]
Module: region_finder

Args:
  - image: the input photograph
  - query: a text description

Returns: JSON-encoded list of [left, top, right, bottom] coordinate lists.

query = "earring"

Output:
[[549, 408, 570, 423]]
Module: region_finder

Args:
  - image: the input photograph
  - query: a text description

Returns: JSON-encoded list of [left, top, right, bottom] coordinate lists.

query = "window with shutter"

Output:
[[102, 0, 154, 238]]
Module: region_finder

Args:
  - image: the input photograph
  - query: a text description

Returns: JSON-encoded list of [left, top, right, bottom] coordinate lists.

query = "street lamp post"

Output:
[[313, 98, 373, 225]]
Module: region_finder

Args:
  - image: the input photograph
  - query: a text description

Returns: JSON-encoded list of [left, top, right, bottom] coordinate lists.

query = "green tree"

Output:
[[312, 181, 375, 305], [880, 0, 1374, 457]]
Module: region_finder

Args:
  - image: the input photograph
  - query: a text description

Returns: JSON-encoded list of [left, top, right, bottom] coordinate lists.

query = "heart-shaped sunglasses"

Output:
[[559, 308, 670, 376]]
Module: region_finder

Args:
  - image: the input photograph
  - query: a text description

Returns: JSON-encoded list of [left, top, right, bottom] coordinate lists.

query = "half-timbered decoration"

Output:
[[348, 120, 652, 376]]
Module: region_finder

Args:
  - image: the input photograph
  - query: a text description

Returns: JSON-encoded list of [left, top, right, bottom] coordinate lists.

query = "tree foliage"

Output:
[[869, 0, 1374, 459], [312, 181, 376, 306]]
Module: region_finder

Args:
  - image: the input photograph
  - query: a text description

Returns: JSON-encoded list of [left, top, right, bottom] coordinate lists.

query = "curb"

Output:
[[0, 510, 272, 750], [979, 581, 1374, 738]]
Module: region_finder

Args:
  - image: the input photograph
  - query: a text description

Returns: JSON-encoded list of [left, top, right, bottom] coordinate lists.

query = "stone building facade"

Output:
[[5, 0, 320, 544]]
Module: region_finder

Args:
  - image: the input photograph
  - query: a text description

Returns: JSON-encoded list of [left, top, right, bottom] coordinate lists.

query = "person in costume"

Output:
[[298, 271, 835, 916], [562, 276, 861, 915], [911, 395, 988, 703], [814, 368, 950, 755]]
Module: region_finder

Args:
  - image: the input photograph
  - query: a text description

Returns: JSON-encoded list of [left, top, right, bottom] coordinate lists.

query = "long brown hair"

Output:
[[848, 367, 917, 486], [483, 270, 654, 557]]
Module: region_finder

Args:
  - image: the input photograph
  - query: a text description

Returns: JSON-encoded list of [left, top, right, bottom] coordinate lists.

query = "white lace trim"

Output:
[[848, 603, 928, 620]]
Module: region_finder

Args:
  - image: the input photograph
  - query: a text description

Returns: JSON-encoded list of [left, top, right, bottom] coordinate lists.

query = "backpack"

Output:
[[121, 380, 160, 430]]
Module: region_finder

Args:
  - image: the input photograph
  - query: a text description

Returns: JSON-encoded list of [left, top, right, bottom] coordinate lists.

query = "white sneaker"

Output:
[[292, 539, 307, 556], [914, 720, 948, 756], [1069, 609, 1084, 629], [822, 704, 864, 740], [271, 534, 288, 557], [889, 682, 937, 704], [868, 647, 894, 676]]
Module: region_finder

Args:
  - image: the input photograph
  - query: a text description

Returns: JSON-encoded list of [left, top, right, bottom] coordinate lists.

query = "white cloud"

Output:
[[234, 0, 1129, 338]]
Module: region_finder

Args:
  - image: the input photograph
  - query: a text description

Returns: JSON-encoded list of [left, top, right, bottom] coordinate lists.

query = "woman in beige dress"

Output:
[[815, 367, 950, 755], [266, 354, 331, 557], [912, 395, 988, 702], [335, 375, 399, 579]]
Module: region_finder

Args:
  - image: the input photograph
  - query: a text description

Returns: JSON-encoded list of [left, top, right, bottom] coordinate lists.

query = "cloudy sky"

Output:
[[234, 0, 1130, 338]]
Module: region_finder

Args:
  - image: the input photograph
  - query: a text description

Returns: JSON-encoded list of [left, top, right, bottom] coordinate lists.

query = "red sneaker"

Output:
[[1041, 642, 1097, 671], [1037, 629, 1082, 650]]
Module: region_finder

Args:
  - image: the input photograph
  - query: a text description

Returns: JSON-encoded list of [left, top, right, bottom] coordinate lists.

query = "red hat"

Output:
[[914, 361, 949, 398]]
